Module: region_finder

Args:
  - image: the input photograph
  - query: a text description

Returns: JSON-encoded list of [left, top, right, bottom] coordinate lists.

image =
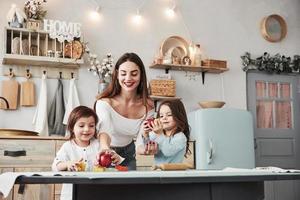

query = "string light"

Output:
[[165, 4, 176, 18], [88, 1, 181, 24], [90, 5, 101, 21], [132, 9, 143, 25]]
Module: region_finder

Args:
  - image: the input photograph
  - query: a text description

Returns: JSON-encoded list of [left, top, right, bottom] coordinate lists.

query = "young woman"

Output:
[[94, 52, 156, 170]]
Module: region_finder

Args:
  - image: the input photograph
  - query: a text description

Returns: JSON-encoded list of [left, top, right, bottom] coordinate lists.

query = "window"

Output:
[[255, 81, 292, 129]]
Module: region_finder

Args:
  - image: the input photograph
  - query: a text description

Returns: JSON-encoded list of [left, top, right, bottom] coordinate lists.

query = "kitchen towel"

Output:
[[48, 79, 66, 136], [63, 78, 80, 125], [0, 172, 76, 198], [32, 74, 48, 136], [0, 172, 33, 198]]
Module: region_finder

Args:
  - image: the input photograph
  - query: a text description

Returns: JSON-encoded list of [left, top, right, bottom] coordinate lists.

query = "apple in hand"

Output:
[[98, 152, 112, 167], [146, 118, 155, 128]]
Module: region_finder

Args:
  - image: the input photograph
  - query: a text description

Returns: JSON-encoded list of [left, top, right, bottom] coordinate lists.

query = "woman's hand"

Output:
[[110, 151, 123, 165], [144, 141, 158, 155], [95, 149, 124, 166]]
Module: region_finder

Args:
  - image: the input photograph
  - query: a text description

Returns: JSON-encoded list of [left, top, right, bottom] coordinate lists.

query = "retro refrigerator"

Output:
[[188, 108, 255, 170]]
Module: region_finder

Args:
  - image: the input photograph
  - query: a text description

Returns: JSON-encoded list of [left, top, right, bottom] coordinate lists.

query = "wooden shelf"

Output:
[[149, 64, 228, 84], [149, 64, 228, 73], [150, 95, 181, 112], [150, 95, 181, 101], [3, 27, 84, 69], [2, 54, 83, 68]]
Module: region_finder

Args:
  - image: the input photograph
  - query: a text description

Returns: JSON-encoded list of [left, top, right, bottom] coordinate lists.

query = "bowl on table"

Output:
[[198, 101, 225, 109]]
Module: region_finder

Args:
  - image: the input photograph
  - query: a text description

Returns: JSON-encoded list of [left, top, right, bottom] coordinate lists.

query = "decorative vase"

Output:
[[98, 81, 109, 95]]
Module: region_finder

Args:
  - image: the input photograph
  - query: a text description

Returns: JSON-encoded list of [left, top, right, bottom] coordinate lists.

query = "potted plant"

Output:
[[24, 0, 47, 30], [86, 45, 114, 94]]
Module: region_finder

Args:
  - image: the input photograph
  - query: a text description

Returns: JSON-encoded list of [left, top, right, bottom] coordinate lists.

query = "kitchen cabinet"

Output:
[[149, 64, 228, 84], [13, 167, 53, 200], [0, 136, 65, 200]]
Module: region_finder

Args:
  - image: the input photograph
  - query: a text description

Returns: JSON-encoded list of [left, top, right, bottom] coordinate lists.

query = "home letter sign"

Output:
[[43, 19, 81, 43]]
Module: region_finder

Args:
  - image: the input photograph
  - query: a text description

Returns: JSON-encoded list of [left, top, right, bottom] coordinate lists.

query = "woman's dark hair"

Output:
[[67, 106, 99, 140], [157, 100, 191, 156], [95, 52, 150, 109]]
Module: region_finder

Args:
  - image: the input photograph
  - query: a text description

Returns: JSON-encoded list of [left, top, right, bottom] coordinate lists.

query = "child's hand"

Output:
[[67, 158, 83, 171], [144, 141, 158, 155], [151, 118, 163, 135], [143, 120, 151, 132]]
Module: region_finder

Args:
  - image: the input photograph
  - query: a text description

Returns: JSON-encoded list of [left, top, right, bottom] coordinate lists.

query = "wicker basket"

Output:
[[201, 59, 227, 68], [150, 79, 176, 97]]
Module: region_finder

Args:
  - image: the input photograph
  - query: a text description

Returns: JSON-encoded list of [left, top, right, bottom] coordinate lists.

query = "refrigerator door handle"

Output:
[[207, 138, 213, 164]]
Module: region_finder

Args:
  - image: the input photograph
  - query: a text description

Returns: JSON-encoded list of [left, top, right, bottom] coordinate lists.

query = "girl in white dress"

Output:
[[52, 106, 122, 200]]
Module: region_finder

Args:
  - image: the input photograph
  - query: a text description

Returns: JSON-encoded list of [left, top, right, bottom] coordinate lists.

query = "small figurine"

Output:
[[182, 56, 192, 65], [6, 4, 27, 28]]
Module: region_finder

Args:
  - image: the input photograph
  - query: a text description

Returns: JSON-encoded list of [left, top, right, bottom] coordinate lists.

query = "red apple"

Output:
[[98, 152, 112, 167], [146, 118, 155, 128]]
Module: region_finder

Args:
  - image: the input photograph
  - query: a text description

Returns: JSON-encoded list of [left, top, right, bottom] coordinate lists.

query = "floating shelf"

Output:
[[150, 95, 181, 112], [149, 64, 229, 84], [150, 95, 181, 101], [2, 54, 83, 68], [2, 27, 83, 69]]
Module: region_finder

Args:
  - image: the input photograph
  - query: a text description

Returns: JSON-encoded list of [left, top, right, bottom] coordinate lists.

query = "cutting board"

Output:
[[20, 79, 35, 106], [0, 79, 19, 110], [155, 163, 191, 171]]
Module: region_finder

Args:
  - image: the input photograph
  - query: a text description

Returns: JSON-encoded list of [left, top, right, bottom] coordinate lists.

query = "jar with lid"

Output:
[[194, 44, 202, 66]]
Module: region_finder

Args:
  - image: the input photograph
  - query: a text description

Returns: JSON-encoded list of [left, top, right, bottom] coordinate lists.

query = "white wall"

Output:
[[0, 0, 299, 130]]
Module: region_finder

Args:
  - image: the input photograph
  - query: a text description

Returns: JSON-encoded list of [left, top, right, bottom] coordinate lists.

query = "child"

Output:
[[142, 100, 190, 165], [52, 106, 122, 200]]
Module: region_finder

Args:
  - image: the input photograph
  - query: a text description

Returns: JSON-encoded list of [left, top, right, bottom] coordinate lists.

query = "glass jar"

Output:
[[194, 44, 202, 66]]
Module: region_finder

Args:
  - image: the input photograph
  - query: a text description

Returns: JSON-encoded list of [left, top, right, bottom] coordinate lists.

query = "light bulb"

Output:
[[165, 4, 176, 18], [90, 6, 101, 21], [165, 7, 175, 18], [132, 9, 142, 25]]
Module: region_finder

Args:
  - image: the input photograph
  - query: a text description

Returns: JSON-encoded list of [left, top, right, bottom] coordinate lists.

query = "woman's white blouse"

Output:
[[95, 100, 154, 147]]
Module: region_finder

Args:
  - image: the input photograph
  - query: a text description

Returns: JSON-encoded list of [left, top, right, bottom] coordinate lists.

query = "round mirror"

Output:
[[260, 14, 287, 42]]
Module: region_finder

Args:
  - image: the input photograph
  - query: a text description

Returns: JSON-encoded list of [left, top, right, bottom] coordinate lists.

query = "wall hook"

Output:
[[9, 68, 14, 78], [26, 69, 31, 79]]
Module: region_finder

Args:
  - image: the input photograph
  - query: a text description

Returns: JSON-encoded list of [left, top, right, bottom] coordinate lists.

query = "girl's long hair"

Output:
[[94, 52, 150, 113], [67, 106, 99, 140], [157, 100, 191, 157]]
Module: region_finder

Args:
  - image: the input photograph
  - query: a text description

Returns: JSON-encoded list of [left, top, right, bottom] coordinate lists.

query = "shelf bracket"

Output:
[[201, 71, 207, 85], [165, 68, 170, 74]]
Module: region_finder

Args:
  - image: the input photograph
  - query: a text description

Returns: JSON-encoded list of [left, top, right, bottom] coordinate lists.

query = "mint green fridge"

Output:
[[188, 108, 255, 170]]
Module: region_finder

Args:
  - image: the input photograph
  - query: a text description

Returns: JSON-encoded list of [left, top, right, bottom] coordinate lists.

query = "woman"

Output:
[[94, 52, 156, 170]]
